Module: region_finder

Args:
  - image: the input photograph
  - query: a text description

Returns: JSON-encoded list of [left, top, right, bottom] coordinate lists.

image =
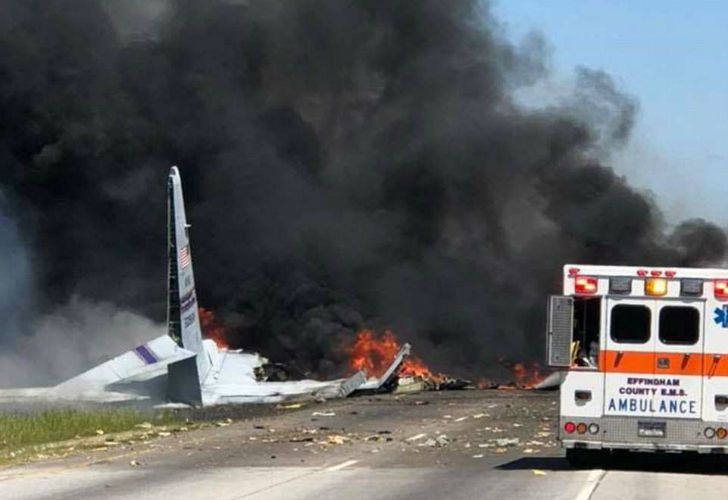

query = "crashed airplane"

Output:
[[2, 167, 409, 407]]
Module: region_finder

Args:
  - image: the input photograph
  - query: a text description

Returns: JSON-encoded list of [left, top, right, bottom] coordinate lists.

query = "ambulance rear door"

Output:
[[652, 299, 704, 419], [603, 297, 657, 418]]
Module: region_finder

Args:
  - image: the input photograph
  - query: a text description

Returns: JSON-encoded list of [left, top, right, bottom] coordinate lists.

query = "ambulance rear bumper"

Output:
[[560, 416, 728, 453], [562, 440, 728, 453]]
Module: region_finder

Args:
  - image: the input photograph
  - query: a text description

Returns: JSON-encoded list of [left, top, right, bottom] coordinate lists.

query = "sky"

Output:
[[493, 0, 728, 225]]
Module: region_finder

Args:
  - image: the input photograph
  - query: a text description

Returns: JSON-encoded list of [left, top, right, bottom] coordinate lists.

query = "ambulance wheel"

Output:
[[565, 448, 604, 467]]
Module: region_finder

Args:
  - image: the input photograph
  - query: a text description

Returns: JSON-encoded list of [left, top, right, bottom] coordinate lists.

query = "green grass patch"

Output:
[[0, 408, 178, 452]]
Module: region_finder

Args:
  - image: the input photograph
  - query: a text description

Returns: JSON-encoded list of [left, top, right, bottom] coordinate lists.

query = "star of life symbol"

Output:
[[714, 305, 728, 328]]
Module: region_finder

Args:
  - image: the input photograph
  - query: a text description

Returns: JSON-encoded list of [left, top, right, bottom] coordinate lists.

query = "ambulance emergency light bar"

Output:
[[568, 268, 728, 300]]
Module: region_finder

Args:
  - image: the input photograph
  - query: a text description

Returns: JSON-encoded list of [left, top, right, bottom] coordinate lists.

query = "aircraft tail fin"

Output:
[[167, 166, 211, 385]]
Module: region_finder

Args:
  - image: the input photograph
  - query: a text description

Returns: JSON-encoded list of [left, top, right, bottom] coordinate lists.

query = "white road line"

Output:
[[406, 433, 427, 441], [325, 459, 358, 472], [575, 469, 606, 500]]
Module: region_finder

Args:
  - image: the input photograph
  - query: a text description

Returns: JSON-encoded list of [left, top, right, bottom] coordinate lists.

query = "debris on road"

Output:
[[495, 438, 520, 447], [419, 434, 450, 447], [277, 403, 303, 410], [326, 435, 350, 445]]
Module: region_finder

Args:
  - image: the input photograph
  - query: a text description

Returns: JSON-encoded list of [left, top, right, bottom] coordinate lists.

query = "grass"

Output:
[[0, 408, 179, 454]]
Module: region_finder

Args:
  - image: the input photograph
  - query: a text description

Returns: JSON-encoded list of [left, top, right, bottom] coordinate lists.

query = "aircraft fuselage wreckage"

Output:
[[5, 167, 409, 407]]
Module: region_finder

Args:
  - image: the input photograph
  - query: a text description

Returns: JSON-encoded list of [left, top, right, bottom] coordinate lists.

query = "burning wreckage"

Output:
[[0, 168, 419, 407], [0, 167, 554, 407]]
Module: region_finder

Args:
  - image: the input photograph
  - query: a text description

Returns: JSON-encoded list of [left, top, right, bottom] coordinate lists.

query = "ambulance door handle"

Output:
[[681, 353, 690, 369], [657, 357, 670, 369]]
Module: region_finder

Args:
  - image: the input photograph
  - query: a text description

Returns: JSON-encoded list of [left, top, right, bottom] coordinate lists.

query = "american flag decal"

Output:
[[179, 245, 191, 268]]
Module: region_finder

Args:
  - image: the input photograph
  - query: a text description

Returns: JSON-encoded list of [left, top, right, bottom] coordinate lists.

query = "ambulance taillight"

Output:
[[715, 280, 728, 300], [574, 276, 597, 295]]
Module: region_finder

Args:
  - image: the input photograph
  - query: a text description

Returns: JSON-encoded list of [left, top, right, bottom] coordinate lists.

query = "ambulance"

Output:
[[547, 264, 728, 462]]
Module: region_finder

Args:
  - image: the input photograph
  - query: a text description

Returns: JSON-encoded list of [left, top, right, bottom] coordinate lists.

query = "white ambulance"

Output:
[[547, 264, 728, 462]]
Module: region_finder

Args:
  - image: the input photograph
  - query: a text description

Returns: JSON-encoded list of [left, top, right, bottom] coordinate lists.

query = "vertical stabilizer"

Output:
[[167, 166, 210, 384]]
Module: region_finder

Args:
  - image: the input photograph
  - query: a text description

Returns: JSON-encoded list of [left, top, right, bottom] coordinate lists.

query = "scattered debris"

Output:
[[130, 460, 142, 467], [326, 435, 350, 445], [495, 438, 520, 447], [406, 433, 427, 442], [394, 376, 428, 394], [277, 403, 303, 410], [439, 378, 472, 391], [472, 454, 484, 459], [419, 435, 450, 447], [531, 469, 547, 476], [311, 412, 336, 417], [364, 434, 393, 443]]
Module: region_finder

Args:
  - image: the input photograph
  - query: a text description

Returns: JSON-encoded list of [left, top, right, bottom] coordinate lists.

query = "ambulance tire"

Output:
[[565, 448, 605, 467]]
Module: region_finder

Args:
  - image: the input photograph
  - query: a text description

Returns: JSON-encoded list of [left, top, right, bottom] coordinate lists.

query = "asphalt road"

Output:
[[2, 390, 728, 499]]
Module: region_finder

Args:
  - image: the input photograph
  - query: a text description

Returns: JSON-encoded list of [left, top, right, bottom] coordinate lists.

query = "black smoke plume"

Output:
[[0, 0, 724, 381]]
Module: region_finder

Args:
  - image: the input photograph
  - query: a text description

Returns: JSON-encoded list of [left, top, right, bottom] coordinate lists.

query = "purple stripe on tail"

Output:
[[134, 344, 158, 365]]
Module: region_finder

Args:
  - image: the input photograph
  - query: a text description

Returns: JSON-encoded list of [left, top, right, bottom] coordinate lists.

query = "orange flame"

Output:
[[199, 307, 228, 349], [348, 329, 442, 382], [501, 359, 544, 389]]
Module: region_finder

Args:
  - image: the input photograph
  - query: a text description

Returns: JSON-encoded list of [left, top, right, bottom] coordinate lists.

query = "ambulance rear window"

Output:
[[659, 306, 699, 345], [610, 305, 651, 344]]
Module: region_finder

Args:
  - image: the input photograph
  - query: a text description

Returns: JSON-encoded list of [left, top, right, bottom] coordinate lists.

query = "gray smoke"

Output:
[[0, 298, 164, 387], [0, 0, 724, 381]]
